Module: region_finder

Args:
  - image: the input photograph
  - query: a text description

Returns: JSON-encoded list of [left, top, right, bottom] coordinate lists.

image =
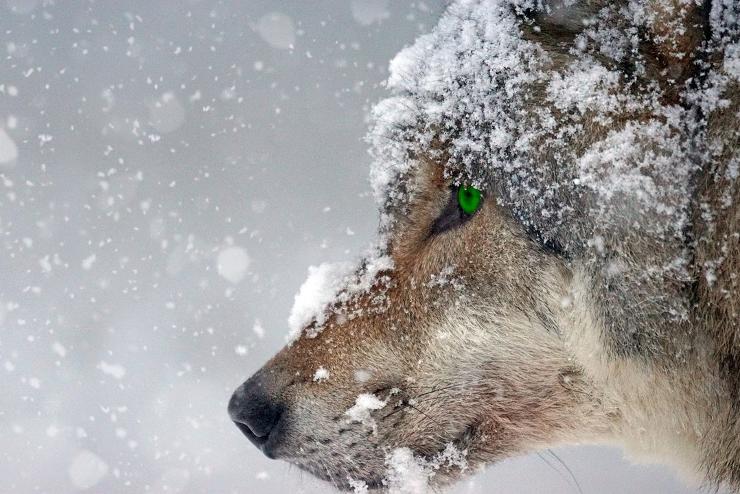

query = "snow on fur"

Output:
[[384, 445, 468, 493], [344, 392, 388, 433], [288, 247, 393, 340], [362, 0, 738, 330], [312, 366, 330, 382], [289, 0, 738, 342], [366, 0, 709, 240], [283, 0, 739, 351], [288, 261, 354, 339]]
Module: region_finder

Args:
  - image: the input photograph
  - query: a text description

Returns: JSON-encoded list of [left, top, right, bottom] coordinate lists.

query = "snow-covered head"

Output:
[[230, 0, 738, 491]]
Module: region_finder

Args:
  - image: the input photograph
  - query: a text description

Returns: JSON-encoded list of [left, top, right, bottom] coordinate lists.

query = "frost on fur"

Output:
[[344, 392, 388, 433], [313, 366, 330, 382], [366, 0, 734, 258], [287, 0, 739, 350], [383, 445, 468, 494], [359, 0, 739, 348], [287, 249, 394, 341]]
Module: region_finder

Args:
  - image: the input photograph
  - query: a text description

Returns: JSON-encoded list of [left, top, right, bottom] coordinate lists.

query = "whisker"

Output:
[[547, 449, 584, 494]]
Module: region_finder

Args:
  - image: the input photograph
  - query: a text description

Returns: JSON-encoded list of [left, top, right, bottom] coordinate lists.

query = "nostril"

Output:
[[234, 420, 268, 446], [228, 380, 283, 454]]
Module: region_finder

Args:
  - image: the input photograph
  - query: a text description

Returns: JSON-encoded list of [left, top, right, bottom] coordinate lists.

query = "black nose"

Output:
[[228, 375, 283, 458]]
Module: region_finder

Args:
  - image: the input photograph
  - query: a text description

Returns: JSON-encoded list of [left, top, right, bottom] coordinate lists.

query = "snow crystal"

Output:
[[68, 450, 108, 490], [252, 319, 265, 339], [349, 478, 369, 494], [39, 255, 52, 273], [97, 361, 126, 379], [351, 0, 390, 26], [51, 341, 66, 357], [313, 366, 330, 382], [384, 448, 429, 494], [288, 261, 354, 338], [255, 12, 296, 50], [217, 246, 250, 284], [149, 92, 185, 134], [384, 444, 468, 494], [81, 254, 97, 271], [0, 128, 18, 165], [45, 424, 59, 437], [426, 266, 458, 288], [725, 42, 740, 80], [344, 393, 387, 432], [287, 251, 393, 340]]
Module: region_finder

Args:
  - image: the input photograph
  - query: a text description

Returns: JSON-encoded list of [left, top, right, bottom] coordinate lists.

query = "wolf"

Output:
[[229, 0, 739, 491]]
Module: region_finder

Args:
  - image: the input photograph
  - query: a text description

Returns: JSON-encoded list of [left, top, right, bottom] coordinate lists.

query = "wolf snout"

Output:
[[228, 374, 284, 459]]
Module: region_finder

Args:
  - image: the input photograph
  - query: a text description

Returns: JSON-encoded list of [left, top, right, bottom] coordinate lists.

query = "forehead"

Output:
[[367, 1, 536, 215]]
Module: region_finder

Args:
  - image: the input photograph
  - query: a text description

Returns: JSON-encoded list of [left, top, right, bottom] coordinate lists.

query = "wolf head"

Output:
[[229, 0, 738, 491], [229, 158, 607, 489]]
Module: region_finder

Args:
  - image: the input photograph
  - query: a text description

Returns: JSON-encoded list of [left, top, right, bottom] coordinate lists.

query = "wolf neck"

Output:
[[561, 264, 736, 487]]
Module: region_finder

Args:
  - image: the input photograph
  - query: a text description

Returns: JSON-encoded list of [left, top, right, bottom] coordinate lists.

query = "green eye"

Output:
[[457, 185, 482, 215]]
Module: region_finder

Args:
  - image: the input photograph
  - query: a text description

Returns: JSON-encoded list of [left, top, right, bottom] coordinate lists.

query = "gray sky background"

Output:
[[0, 1, 715, 492]]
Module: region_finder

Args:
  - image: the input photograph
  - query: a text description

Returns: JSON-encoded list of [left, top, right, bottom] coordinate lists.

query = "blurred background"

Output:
[[0, 1, 713, 492]]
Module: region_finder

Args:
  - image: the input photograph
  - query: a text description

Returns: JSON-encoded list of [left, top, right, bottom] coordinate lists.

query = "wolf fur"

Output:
[[230, 0, 740, 491]]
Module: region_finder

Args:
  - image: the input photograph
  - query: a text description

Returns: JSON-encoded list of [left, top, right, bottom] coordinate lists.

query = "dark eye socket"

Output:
[[428, 185, 483, 237]]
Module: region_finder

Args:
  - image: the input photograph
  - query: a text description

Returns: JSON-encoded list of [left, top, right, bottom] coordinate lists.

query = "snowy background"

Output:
[[0, 1, 715, 493]]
